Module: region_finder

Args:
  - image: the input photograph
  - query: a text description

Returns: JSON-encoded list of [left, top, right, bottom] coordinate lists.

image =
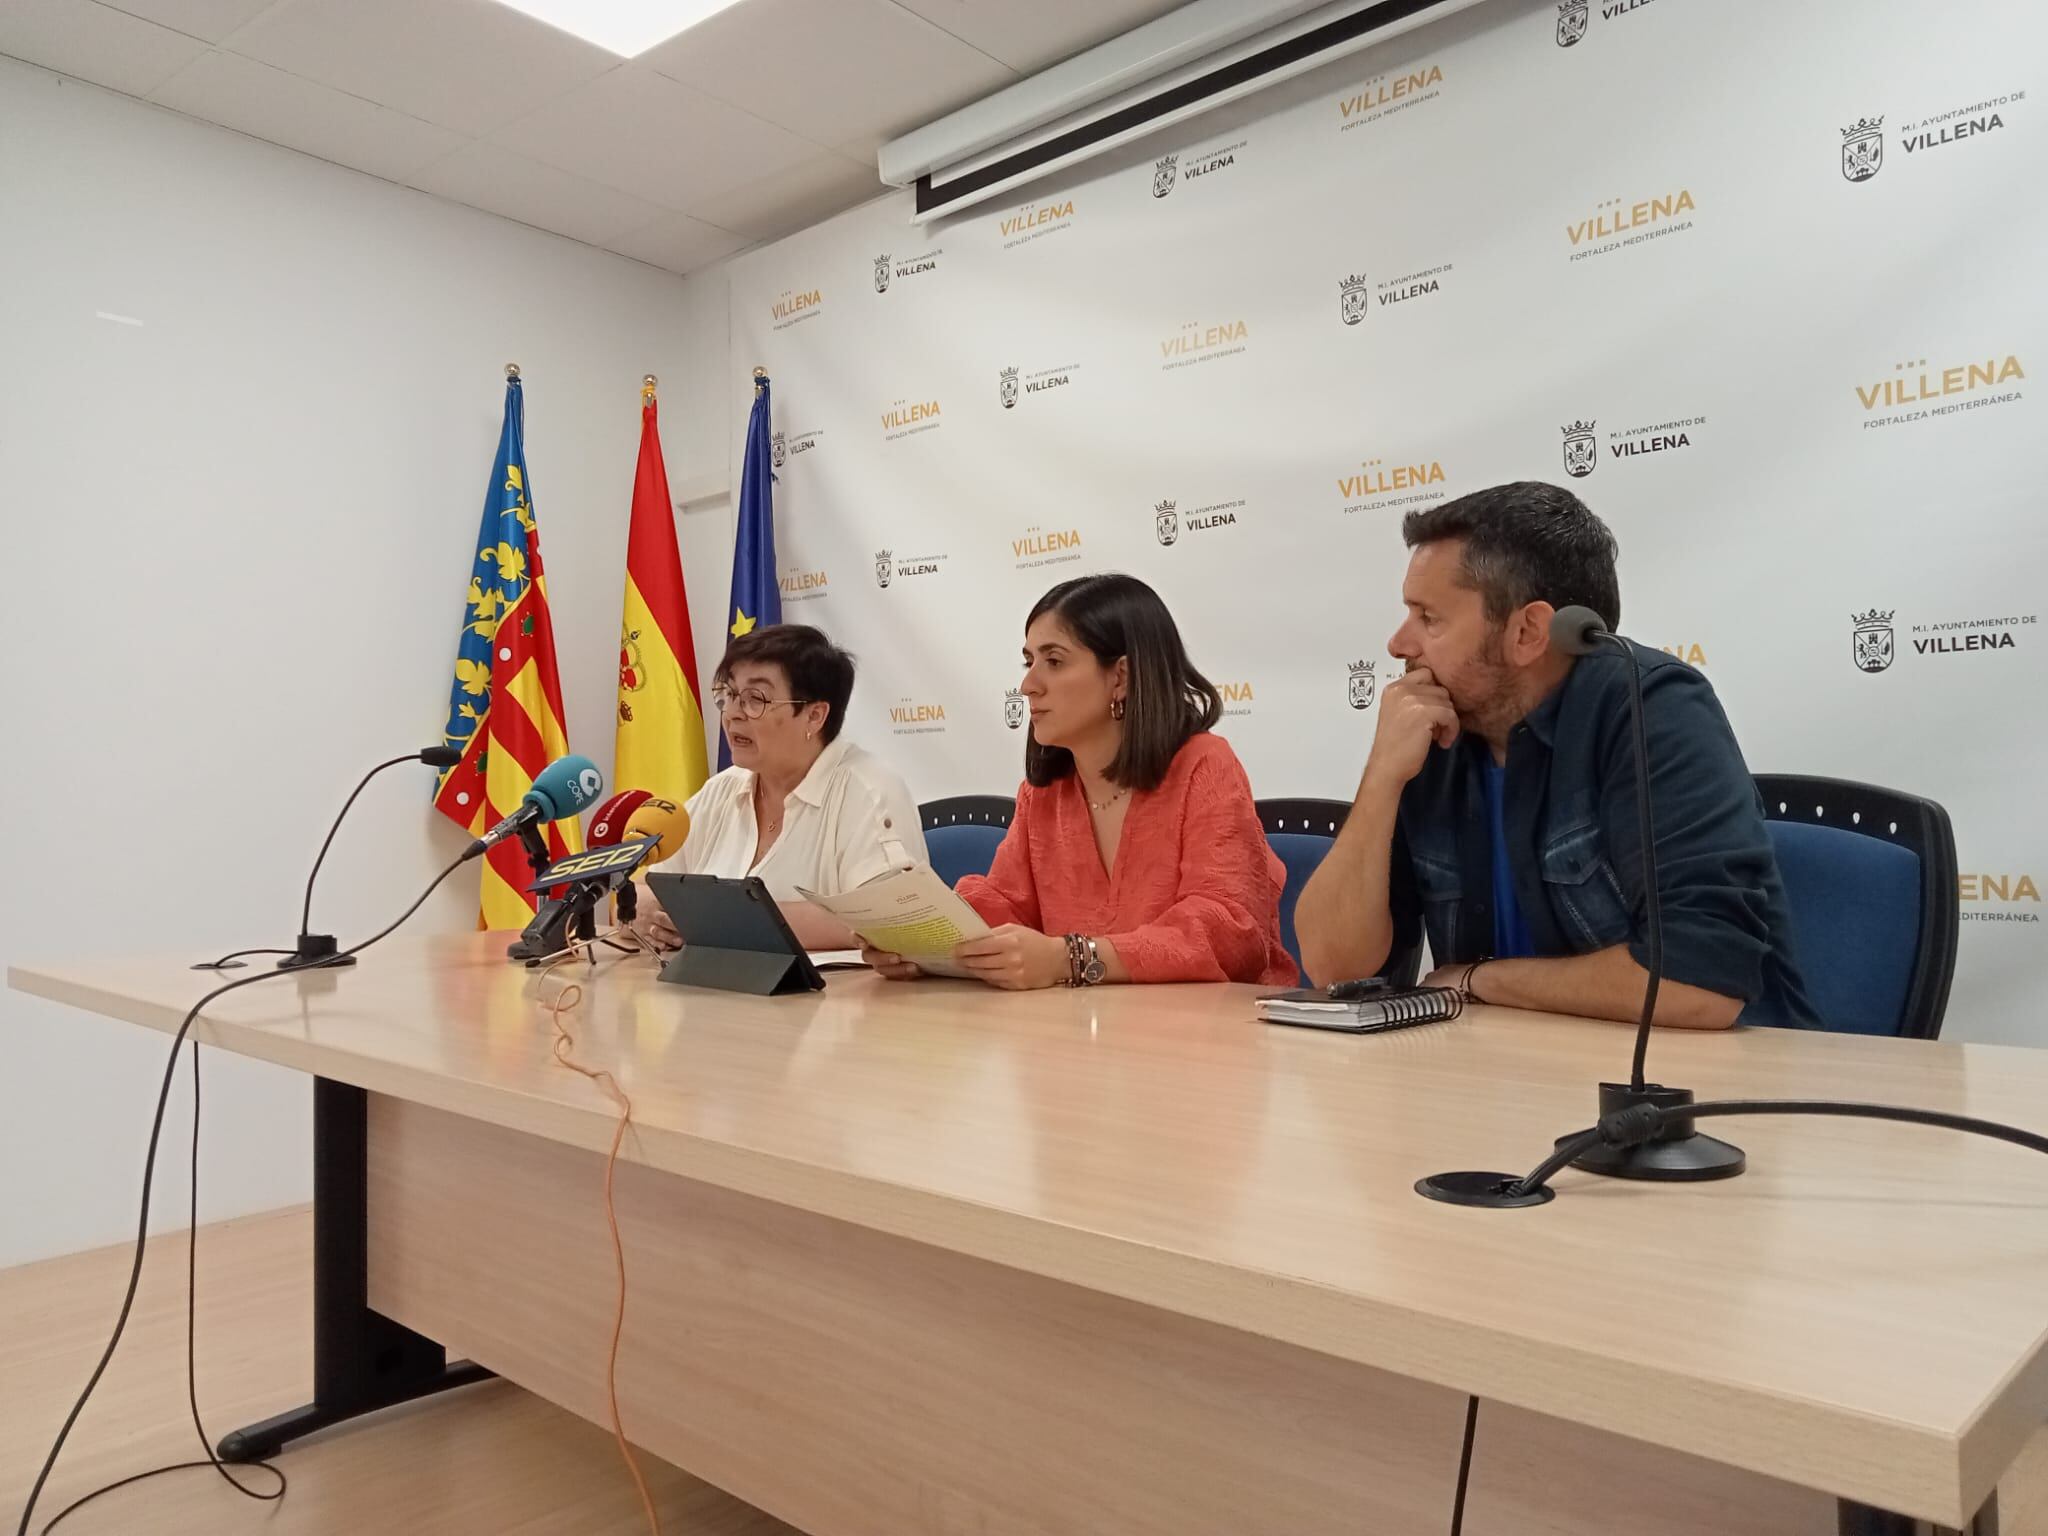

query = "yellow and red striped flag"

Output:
[[614, 378, 709, 808], [433, 370, 582, 928]]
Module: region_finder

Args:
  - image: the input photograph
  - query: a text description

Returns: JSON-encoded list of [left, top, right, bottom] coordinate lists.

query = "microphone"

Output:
[[503, 777, 682, 964], [1416, 606, 1742, 1207], [274, 744, 465, 972], [1544, 606, 1743, 1181], [1547, 604, 1607, 657], [588, 791, 690, 922], [619, 796, 690, 862], [588, 789, 653, 847], [465, 754, 605, 862], [1545, 605, 1671, 1098]]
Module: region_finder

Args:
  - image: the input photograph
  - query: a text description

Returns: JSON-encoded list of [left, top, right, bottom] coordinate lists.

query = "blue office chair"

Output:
[[920, 795, 1015, 886], [1754, 774, 1958, 1039], [1255, 798, 1420, 986]]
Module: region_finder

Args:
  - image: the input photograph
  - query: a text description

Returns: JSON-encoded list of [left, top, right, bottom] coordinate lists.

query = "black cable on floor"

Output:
[[36, 1044, 287, 1535], [15, 852, 468, 1536], [1449, 1395, 1479, 1536]]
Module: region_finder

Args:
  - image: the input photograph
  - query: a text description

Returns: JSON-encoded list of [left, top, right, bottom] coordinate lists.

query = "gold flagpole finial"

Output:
[[642, 373, 658, 402], [505, 362, 521, 381], [752, 364, 767, 395]]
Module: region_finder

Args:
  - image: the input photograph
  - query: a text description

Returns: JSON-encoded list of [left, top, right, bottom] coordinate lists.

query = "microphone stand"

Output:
[[279, 750, 454, 970], [1559, 634, 1744, 1183], [515, 822, 553, 880], [1417, 621, 1742, 1210], [504, 823, 565, 961], [507, 847, 655, 967]]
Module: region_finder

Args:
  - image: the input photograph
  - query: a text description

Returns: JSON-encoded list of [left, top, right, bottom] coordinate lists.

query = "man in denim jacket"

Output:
[[1297, 481, 1817, 1031]]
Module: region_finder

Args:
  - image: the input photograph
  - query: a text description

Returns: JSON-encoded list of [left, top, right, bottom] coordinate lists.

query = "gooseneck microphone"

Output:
[[1546, 606, 1662, 1093], [1536, 606, 1743, 1181], [1415, 614, 2048, 1210], [1417, 605, 1742, 1208], [275, 745, 463, 972]]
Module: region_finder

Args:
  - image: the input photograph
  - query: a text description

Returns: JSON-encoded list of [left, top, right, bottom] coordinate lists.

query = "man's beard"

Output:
[[1448, 630, 1524, 740]]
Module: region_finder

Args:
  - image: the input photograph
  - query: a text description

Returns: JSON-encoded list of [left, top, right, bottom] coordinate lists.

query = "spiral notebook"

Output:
[[1255, 983, 1464, 1033]]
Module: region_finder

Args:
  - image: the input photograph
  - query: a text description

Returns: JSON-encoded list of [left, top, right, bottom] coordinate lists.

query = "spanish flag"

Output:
[[433, 370, 582, 928], [614, 381, 710, 809]]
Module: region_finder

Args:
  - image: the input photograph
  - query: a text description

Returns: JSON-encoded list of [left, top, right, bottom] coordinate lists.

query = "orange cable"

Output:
[[538, 935, 663, 1536]]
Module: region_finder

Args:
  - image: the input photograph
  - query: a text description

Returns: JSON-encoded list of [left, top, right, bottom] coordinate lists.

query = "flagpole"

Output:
[[643, 374, 657, 402], [720, 366, 775, 771], [435, 356, 578, 931]]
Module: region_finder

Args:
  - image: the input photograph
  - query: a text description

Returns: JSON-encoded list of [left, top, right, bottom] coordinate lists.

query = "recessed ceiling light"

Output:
[[486, 0, 749, 59]]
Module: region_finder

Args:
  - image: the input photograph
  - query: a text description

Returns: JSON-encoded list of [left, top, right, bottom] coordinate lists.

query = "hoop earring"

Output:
[[1110, 698, 1126, 721]]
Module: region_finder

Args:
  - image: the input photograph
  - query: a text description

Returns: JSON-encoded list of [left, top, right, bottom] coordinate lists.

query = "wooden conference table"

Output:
[[12, 934, 2048, 1535]]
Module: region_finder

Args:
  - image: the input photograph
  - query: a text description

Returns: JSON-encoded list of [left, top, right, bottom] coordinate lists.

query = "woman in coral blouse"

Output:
[[865, 573, 1297, 990]]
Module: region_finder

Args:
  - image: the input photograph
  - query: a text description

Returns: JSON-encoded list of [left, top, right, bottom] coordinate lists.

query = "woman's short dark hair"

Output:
[[1401, 480, 1622, 632], [1023, 573, 1221, 793], [713, 623, 855, 744]]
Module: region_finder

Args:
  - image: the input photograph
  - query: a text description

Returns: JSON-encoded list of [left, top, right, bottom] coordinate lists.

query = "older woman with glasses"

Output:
[[642, 624, 926, 951]]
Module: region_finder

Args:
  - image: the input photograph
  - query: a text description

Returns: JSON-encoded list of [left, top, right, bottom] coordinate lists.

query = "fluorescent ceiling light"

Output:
[[487, 0, 748, 58]]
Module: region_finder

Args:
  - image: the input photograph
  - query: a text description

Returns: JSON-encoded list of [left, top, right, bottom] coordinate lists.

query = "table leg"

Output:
[[1838, 1490, 1998, 1536], [216, 1078, 492, 1462]]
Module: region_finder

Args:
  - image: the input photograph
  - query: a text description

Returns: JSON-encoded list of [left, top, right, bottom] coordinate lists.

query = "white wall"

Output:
[[12, 0, 2041, 1267], [0, 58, 730, 1266]]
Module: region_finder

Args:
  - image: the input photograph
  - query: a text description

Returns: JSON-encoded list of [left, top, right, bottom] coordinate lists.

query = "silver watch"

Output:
[[1076, 934, 1106, 986]]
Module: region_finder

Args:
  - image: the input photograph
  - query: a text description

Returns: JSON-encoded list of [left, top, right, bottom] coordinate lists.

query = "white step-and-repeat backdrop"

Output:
[[724, 0, 2044, 1042]]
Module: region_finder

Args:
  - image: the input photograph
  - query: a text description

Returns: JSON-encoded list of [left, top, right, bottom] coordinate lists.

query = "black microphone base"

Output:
[[1566, 1082, 1745, 1182], [505, 889, 601, 965], [277, 934, 357, 971]]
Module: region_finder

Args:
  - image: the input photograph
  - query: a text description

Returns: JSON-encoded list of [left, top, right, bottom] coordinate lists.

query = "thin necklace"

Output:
[[1083, 781, 1126, 813]]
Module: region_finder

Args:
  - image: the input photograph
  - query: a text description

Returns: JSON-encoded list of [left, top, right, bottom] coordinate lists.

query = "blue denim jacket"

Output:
[[1392, 644, 1818, 1029]]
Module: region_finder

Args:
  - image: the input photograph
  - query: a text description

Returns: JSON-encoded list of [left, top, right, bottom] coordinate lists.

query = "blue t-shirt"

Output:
[[1481, 758, 1535, 959]]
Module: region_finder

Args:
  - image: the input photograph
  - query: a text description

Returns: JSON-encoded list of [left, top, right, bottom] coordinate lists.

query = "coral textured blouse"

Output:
[[957, 733, 1298, 986]]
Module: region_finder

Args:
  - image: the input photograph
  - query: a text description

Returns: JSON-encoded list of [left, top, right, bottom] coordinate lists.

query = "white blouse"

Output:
[[654, 735, 928, 901]]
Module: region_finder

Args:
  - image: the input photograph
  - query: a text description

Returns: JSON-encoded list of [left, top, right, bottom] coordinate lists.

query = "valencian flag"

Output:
[[719, 367, 781, 768], [615, 377, 709, 805], [433, 368, 582, 927]]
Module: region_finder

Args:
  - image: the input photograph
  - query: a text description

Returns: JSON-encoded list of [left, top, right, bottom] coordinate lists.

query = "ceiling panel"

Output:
[[890, 0, 1191, 73], [406, 139, 665, 247], [0, 0, 207, 97], [150, 49, 465, 181], [223, 0, 618, 137], [640, 0, 1012, 152], [685, 150, 878, 242], [7, 0, 1219, 276], [102, 0, 282, 45], [489, 63, 819, 214], [604, 211, 752, 275]]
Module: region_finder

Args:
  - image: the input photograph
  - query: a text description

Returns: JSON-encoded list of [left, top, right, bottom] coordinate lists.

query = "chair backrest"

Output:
[[1754, 774, 1958, 1039], [1255, 799, 1419, 987], [919, 796, 1016, 887]]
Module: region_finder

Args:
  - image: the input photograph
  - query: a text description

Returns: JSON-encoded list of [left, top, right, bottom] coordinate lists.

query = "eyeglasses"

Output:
[[710, 688, 813, 721]]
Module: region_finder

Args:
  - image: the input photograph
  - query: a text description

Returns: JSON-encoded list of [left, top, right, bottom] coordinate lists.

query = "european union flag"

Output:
[[720, 370, 781, 768]]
